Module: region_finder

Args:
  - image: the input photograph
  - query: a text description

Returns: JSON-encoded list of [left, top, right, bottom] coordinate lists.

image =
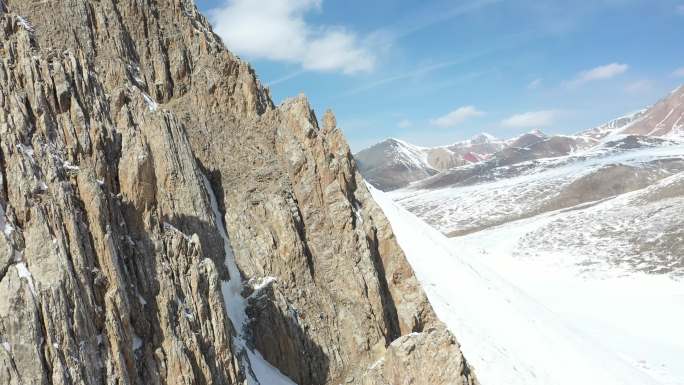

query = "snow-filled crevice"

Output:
[[0, 200, 7, 237], [15, 16, 34, 33], [0, 141, 8, 204], [142, 93, 158, 112], [200, 173, 297, 385], [15, 262, 37, 297], [1, 200, 25, 288]]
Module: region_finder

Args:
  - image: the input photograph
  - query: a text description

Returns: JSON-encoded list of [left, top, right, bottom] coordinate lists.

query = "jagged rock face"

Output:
[[0, 1, 476, 385], [0, 9, 242, 385], [362, 327, 478, 385]]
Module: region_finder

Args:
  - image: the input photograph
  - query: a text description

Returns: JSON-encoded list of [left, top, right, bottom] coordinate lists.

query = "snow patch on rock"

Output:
[[15, 262, 37, 297], [0, 203, 13, 237], [132, 335, 143, 351], [142, 93, 158, 112], [16, 16, 34, 32]]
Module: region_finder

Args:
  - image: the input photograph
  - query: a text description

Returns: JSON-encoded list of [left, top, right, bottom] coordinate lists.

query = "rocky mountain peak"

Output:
[[529, 129, 547, 137], [470, 133, 500, 144], [0, 1, 477, 385], [381, 137, 416, 148], [323, 109, 337, 132], [508, 130, 547, 148]]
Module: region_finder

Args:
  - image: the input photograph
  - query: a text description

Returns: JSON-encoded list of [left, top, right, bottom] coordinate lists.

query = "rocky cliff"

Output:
[[0, 1, 477, 385]]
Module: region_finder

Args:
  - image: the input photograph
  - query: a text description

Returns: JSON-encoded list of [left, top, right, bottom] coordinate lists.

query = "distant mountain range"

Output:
[[355, 86, 684, 191]]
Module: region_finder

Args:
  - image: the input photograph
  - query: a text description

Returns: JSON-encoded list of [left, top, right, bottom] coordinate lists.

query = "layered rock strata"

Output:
[[0, 1, 478, 385]]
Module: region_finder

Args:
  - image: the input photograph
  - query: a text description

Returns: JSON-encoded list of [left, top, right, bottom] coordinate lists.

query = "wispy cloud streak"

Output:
[[564, 63, 629, 88]]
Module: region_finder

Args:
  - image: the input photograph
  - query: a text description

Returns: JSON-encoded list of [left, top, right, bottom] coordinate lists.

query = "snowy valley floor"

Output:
[[370, 186, 684, 385]]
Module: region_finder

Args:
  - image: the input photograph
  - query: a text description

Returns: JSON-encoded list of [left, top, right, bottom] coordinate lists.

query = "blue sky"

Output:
[[196, 0, 684, 151]]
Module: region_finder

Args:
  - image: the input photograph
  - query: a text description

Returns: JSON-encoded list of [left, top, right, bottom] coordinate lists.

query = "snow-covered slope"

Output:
[[370, 185, 678, 385], [447, 199, 684, 385], [579, 109, 648, 141], [393, 140, 684, 238], [375, 141, 684, 384]]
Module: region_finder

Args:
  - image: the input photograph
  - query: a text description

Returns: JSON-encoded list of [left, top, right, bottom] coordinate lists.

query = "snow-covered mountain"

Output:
[[357, 86, 684, 192], [355, 134, 505, 190], [356, 129, 593, 192], [353, 138, 440, 191]]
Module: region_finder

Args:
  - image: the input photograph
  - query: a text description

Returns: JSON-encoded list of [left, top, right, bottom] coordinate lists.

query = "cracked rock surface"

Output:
[[0, 1, 477, 384]]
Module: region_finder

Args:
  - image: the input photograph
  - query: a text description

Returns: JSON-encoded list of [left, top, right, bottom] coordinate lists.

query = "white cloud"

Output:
[[527, 78, 542, 90], [501, 110, 558, 129], [624, 80, 653, 94], [209, 0, 375, 74], [398, 119, 413, 129], [342, 59, 480, 96], [430, 106, 484, 128], [565, 63, 629, 87], [673, 67, 684, 77]]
